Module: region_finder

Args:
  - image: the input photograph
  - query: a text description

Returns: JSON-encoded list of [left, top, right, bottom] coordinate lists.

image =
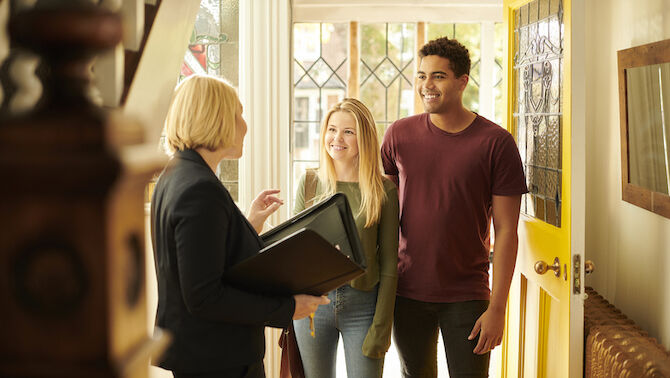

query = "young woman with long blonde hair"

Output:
[[293, 98, 399, 378]]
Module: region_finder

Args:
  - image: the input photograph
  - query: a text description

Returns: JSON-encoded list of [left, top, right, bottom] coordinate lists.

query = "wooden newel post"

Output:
[[0, 1, 169, 377]]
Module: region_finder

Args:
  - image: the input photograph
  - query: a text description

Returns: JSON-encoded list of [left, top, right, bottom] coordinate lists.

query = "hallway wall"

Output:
[[584, 0, 670, 350]]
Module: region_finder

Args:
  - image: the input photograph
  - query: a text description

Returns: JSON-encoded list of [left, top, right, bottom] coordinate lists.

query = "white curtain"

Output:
[[239, 1, 292, 377]]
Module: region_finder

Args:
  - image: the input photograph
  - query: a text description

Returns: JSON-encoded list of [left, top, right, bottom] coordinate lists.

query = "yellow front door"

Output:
[[499, 0, 585, 377]]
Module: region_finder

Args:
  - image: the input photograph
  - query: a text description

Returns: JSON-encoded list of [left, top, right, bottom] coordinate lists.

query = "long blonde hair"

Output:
[[318, 98, 386, 228], [163, 74, 239, 154]]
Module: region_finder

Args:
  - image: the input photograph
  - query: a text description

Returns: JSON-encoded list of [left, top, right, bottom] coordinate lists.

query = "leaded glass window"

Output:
[[513, 0, 563, 226], [291, 21, 505, 204], [181, 0, 238, 81], [292, 23, 348, 194], [360, 23, 416, 141], [426, 23, 505, 126], [180, 0, 240, 201]]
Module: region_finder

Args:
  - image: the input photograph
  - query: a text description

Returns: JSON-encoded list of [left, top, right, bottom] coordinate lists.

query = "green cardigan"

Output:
[[294, 174, 399, 359]]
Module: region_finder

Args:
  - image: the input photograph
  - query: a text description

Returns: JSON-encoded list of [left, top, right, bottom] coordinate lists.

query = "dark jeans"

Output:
[[393, 296, 490, 378], [172, 360, 265, 378]]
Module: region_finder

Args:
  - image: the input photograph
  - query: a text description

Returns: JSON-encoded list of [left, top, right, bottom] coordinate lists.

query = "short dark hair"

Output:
[[419, 37, 471, 78]]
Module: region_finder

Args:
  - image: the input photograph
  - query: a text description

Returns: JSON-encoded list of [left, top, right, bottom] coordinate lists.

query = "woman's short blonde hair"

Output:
[[162, 74, 239, 154]]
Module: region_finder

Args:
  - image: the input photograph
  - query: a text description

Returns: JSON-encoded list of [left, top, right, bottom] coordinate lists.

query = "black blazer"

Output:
[[151, 149, 294, 373]]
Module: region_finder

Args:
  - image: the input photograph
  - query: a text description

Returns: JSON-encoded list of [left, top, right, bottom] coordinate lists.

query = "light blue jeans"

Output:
[[294, 284, 383, 378]]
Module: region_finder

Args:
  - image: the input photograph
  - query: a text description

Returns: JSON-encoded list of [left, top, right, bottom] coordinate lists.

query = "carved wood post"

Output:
[[0, 1, 169, 376]]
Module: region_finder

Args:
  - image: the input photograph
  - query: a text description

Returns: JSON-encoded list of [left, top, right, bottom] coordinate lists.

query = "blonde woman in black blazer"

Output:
[[151, 75, 328, 378]]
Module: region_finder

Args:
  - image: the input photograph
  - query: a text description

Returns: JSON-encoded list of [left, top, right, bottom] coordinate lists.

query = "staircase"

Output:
[[94, 0, 200, 143], [0, 1, 199, 377]]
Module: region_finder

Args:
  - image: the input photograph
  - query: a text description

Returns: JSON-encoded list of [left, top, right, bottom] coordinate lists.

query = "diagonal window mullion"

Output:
[[295, 58, 323, 86], [363, 57, 398, 87], [399, 60, 414, 86], [383, 57, 411, 87], [294, 59, 311, 85], [306, 57, 334, 88], [318, 58, 348, 88], [384, 70, 405, 89], [330, 59, 348, 87], [304, 69, 321, 88], [470, 60, 481, 87], [366, 57, 391, 82], [384, 56, 404, 74], [360, 59, 376, 85], [321, 67, 342, 89], [370, 69, 391, 89]]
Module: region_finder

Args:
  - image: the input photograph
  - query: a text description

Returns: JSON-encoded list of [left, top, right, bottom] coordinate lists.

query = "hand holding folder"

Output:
[[224, 193, 366, 296]]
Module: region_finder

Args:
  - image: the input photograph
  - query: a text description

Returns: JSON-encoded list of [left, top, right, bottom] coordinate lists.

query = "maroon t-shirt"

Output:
[[381, 113, 528, 302]]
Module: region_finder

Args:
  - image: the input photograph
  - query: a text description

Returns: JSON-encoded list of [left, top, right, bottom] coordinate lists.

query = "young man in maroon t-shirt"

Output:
[[381, 37, 528, 377]]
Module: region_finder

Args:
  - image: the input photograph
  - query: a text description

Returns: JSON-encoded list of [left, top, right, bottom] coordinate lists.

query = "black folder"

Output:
[[224, 193, 366, 296], [224, 228, 364, 296], [261, 193, 366, 270]]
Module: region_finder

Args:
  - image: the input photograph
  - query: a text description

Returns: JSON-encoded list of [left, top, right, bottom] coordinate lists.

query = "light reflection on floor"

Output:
[[335, 331, 501, 377]]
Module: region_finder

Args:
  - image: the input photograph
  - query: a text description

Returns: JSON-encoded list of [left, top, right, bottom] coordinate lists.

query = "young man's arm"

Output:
[[469, 194, 522, 354]]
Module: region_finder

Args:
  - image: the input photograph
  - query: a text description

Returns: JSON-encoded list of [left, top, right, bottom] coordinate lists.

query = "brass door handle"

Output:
[[535, 257, 561, 277], [584, 260, 595, 274]]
